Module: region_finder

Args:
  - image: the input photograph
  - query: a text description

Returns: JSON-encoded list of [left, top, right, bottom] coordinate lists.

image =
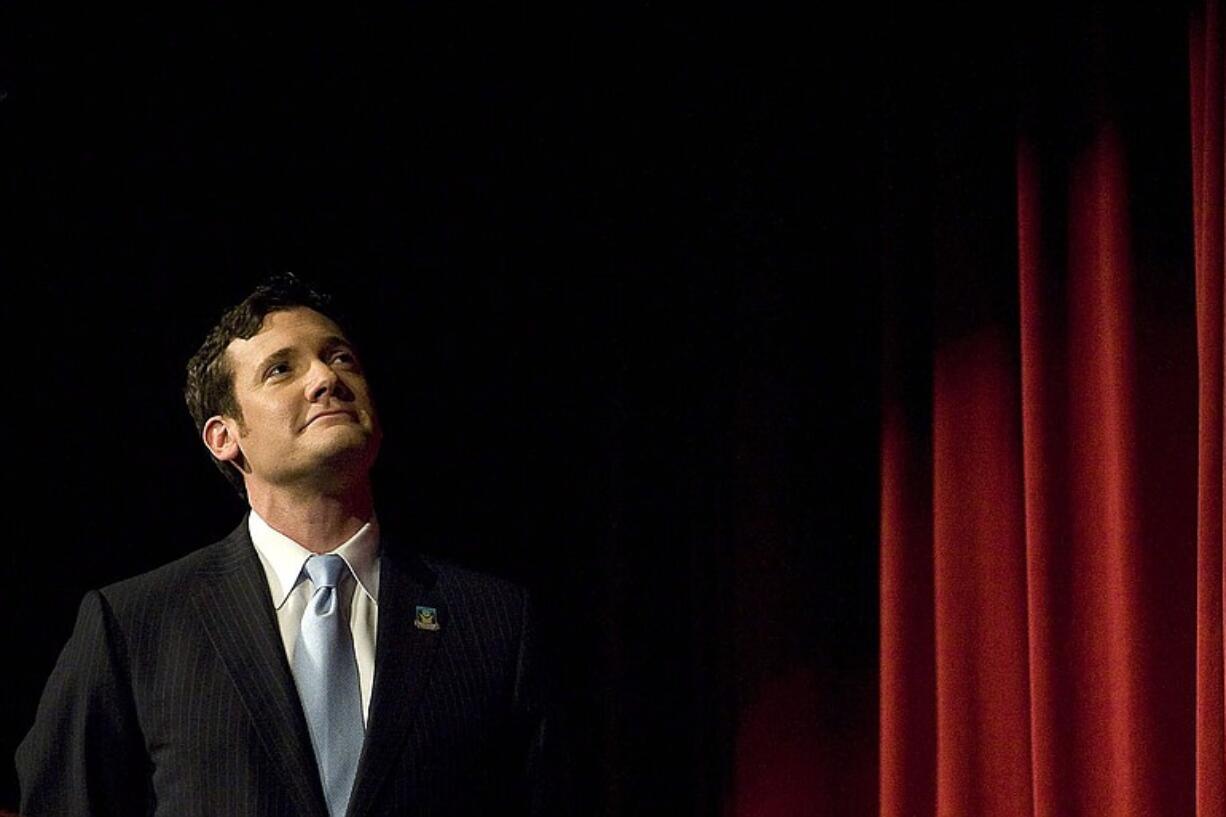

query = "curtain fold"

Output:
[[1193, 0, 1226, 813], [881, 4, 1204, 815]]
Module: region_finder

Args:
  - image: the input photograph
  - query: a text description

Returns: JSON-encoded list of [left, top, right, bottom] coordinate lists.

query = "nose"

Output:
[[305, 359, 351, 402]]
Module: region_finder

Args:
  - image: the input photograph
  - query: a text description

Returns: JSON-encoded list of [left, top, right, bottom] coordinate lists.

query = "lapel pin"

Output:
[[414, 605, 440, 631]]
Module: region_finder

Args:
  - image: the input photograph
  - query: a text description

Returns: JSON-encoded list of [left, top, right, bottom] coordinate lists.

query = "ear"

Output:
[[202, 416, 242, 464]]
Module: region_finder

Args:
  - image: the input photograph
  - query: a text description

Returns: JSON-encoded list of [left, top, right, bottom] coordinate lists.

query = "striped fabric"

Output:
[[15, 516, 551, 817]]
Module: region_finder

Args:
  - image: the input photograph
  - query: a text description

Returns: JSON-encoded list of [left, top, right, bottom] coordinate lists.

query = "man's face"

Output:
[[214, 307, 382, 492]]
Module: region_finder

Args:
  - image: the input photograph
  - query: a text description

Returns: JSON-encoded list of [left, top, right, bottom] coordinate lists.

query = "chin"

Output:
[[314, 436, 378, 471]]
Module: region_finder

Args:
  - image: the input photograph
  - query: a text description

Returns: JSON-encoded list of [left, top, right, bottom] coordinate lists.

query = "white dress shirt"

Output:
[[248, 509, 380, 724]]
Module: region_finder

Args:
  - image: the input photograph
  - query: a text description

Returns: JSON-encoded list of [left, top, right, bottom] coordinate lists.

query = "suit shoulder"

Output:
[[415, 557, 535, 636], [421, 555, 530, 604], [96, 529, 246, 615]]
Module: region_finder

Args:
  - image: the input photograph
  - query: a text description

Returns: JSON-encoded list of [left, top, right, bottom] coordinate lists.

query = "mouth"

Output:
[[303, 410, 359, 429]]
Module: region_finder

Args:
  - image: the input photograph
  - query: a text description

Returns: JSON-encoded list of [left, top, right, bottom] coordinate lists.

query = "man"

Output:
[[16, 275, 551, 816]]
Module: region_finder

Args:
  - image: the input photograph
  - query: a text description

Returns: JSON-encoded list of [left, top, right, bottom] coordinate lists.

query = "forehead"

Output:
[[224, 307, 351, 369]]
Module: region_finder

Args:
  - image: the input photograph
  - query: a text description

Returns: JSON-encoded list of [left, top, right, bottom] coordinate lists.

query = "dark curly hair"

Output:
[[184, 273, 343, 497]]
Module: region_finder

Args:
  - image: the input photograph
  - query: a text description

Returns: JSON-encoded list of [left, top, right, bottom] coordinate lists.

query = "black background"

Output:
[[2, 5, 891, 813]]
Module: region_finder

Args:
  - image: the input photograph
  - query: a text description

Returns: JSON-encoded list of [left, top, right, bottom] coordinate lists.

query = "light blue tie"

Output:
[[292, 554, 365, 817]]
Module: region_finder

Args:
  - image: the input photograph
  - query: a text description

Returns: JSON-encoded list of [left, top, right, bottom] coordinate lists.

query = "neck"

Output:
[[246, 480, 375, 553]]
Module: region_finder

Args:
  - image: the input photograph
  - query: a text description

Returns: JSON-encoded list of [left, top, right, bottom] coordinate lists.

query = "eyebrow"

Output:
[[320, 335, 353, 351], [252, 347, 295, 384]]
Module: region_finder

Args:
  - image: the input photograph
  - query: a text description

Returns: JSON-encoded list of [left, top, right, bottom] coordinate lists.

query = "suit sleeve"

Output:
[[16, 590, 151, 817], [513, 590, 570, 817]]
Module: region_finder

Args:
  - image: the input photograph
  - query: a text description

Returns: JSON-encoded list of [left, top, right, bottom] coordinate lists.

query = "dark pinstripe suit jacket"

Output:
[[16, 517, 549, 817]]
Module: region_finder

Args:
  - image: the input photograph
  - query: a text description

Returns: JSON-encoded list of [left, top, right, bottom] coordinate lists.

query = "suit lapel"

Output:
[[347, 548, 446, 817], [189, 519, 329, 817]]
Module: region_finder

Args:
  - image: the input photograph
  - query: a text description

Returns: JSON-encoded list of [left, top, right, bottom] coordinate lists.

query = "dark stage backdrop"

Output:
[[3, 7, 881, 816]]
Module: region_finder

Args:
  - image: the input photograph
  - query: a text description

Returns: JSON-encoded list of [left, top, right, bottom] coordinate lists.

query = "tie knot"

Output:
[[304, 554, 349, 590]]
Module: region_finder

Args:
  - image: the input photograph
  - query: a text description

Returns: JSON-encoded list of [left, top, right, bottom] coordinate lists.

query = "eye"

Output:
[[330, 350, 357, 366], [264, 362, 291, 379]]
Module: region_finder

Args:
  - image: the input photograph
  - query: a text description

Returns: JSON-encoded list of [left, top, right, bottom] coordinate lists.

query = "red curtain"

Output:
[[1195, 0, 1226, 813], [881, 3, 1217, 815]]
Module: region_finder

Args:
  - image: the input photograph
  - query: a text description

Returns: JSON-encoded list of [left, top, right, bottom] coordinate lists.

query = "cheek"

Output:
[[345, 379, 375, 407], [240, 400, 299, 439]]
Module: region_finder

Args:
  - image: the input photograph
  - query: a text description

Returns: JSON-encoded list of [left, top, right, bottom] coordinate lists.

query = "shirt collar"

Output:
[[248, 508, 381, 610]]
